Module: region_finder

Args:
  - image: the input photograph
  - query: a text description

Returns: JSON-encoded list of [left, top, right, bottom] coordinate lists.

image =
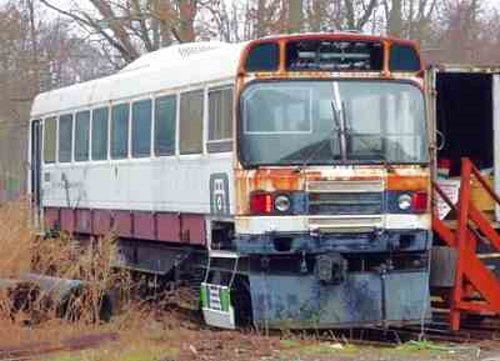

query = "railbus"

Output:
[[28, 33, 431, 329]]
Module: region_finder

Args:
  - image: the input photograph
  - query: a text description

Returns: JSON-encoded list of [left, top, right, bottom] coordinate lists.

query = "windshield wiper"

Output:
[[293, 101, 342, 173], [341, 102, 396, 171], [332, 100, 347, 162]]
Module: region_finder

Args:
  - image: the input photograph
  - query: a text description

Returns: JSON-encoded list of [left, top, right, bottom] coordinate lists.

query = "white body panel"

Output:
[[42, 154, 234, 214]]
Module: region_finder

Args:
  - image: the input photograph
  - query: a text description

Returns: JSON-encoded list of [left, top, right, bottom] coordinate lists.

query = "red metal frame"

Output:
[[433, 158, 500, 330]]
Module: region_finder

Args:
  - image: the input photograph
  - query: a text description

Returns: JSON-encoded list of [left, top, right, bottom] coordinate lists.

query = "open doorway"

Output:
[[436, 73, 494, 176]]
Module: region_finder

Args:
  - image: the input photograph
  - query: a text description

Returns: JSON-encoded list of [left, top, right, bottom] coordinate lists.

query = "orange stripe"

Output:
[[387, 175, 430, 191]]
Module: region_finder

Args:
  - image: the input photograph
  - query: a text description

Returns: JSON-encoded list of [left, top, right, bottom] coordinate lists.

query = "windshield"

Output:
[[239, 80, 428, 167]]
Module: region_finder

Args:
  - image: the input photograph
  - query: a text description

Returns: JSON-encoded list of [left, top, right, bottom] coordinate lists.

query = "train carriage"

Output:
[[29, 33, 432, 329]]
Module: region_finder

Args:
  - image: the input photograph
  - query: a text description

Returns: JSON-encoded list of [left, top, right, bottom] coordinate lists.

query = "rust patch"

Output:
[[236, 166, 431, 214], [237, 168, 302, 192], [235, 168, 303, 215]]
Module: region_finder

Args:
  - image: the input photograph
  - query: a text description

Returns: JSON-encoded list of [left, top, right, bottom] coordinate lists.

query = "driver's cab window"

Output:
[[244, 87, 311, 134]]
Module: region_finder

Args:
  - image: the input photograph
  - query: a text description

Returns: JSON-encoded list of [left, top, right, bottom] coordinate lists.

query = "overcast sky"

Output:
[[5, 0, 500, 22], [26, 0, 500, 11]]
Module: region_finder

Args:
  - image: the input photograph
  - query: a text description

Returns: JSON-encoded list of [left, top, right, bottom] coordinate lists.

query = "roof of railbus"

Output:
[[30, 33, 419, 119], [30, 41, 247, 118], [254, 32, 418, 46]]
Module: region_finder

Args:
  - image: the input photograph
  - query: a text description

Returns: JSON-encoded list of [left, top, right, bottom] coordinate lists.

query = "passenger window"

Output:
[[43, 117, 57, 163], [58, 114, 73, 163], [92, 107, 108, 160], [208, 87, 233, 153], [111, 103, 129, 159], [75, 111, 90, 161], [179, 90, 203, 155], [155, 95, 176, 156], [132, 99, 152, 158]]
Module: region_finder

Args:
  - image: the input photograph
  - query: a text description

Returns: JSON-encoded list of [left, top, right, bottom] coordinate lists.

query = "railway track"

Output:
[[269, 316, 500, 347], [0, 333, 119, 361]]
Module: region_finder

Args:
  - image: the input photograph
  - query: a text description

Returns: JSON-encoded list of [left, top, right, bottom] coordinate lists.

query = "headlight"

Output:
[[274, 194, 291, 213], [398, 194, 412, 211]]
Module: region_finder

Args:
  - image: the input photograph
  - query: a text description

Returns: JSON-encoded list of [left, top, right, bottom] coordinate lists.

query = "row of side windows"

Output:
[[41, 87, 233, 164]]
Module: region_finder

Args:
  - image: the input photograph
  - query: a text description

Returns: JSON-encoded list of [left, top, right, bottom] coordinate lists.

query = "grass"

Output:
[[278, 337, 469, 359], [280, 338, 359, 357], [42, 339, 180, 361]]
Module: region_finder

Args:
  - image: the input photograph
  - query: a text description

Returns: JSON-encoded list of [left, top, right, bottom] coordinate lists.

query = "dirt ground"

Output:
[[2, 309, 500, 361]]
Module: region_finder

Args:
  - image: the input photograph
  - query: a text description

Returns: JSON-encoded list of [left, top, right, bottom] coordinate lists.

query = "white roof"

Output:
[[31, 41, 247, 118]]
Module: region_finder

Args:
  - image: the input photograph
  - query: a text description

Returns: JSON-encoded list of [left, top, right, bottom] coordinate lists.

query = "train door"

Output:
[[30, 119, 42, 222]]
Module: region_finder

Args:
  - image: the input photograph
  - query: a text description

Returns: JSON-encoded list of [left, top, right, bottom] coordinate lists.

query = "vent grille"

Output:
[[309, 192, 383, 215], [307, 179, 384, 217]]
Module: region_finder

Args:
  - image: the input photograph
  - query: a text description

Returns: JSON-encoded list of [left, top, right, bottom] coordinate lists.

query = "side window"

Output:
[[75, 111, 90, 161], [179, 90, 203, 155], [208, 86, 233, 153], [132, 99, 152, 158], [92, 107, 108, 160], [245, 42, 280, 72], [43, 117, 57, 163], [390, 44, 421, 72], [58, 114, 73, 163], [111, 103, 130, 159], [155, 95, 176, 156]]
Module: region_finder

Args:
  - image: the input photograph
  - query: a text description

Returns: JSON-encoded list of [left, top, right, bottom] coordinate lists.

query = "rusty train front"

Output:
[[207, 34, 432, 329]]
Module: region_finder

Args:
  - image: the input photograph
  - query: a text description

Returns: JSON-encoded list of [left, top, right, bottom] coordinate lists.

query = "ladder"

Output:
[[433, 158, 500, 330]]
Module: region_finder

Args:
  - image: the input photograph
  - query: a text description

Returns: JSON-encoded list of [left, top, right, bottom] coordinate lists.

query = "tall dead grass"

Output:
[[0, 200, 34, 278], [0, 200, 200, 355], [0, 200, 131, 329]]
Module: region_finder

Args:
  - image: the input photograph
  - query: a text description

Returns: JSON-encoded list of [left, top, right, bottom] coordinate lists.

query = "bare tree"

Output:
[[287, 0, 303, 33], [38, 0, 218, 66], [305, 0, 330, 31]]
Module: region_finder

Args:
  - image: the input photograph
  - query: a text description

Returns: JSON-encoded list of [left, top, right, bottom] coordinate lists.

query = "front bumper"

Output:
[[236, 229, 430, 254], [249, 270, 431, 329]]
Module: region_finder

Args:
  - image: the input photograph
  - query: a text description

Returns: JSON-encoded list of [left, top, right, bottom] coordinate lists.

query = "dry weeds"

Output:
[[0, 200, 33, 278], [0, 200, 214, 360], [0, 200, 130, 339]]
